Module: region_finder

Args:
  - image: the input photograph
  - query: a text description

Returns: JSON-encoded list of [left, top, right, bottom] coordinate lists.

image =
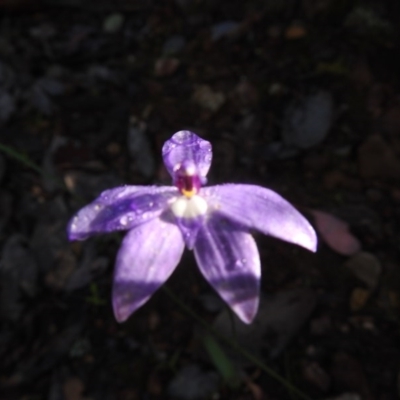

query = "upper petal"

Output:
[[68, 185, 177, 240], [162, 131, 212, 182], [202, 184, 317, 252], [194, 213, 261, 324], [112, 216, 185, 322]]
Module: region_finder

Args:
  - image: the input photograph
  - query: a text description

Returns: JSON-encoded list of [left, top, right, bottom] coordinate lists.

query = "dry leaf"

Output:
[[310, 210, 361, 256], [285, 24, 307, 39], [350, 288, 370, 312]]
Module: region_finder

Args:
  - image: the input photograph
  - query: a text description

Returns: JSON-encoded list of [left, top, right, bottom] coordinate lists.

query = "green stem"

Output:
[[162, 285, 312, 400], [0, 143, 43, 173], [0, 143, 68, 192]]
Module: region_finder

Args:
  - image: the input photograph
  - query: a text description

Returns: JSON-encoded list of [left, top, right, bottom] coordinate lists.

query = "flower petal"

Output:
[[194, 213, 261, 324], [68, 185, 177, 241], [112, 216, 184, 322], [174, 216, 203, 250], [162, 131, 212, 182], [202, 184, 317, 252]]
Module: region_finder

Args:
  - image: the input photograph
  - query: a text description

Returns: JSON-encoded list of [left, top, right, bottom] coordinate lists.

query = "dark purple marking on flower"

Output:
[[174, 162, 202, 198], [67, 130, 318, 325]]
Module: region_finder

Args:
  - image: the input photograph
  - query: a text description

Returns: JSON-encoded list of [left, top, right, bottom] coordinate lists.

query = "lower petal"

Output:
[[112, 216, 184, 322], [194, 214, 261, 324]]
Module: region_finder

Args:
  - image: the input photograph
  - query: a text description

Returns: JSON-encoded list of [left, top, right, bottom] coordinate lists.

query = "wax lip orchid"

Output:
[[67, 131, 317, 324]]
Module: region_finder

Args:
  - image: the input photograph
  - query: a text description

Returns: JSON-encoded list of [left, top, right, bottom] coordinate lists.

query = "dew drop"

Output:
[[234, 259, 246, 268], [120, 216, 128, 226]]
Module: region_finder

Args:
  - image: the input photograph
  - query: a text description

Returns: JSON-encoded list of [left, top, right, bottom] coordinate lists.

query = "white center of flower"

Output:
[[170, 195, 208, 219]]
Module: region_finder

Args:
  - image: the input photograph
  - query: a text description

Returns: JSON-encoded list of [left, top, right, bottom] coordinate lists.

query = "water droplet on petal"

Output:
[[235, 259, 245, 268], [120, 216, 128, 226]]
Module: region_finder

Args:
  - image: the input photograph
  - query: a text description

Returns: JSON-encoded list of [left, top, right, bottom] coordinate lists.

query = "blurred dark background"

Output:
[[1, 0, 400, 399]]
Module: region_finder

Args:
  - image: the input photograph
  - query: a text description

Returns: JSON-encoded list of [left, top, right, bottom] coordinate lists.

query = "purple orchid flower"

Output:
[[67, 131, 317, 324]]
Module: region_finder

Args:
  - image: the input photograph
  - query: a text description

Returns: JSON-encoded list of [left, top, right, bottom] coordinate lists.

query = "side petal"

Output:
[[202, 184, 317, 252], [112, 216, 185, 322], [194, 213, 261, 324], [162, 131, 212, 181], [67, 185, 177, 240]]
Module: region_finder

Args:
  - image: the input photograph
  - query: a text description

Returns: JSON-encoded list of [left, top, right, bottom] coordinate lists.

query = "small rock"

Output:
[[0, 153, 5, 183], [154, 57, 180, 77], [211, 21, 239, 41], [350, 288, 370, 312], [64, 243, 108, 292], [345, 6, 392, 36], [0, 61, 16, 89], [0, 89, 15, 122], [234, 79, 258, 106], [44, 248, 76, 291], [30, 83, 53, 115], [163, 35, 186, 55], [264, 141, 300, 160], [310, 315, 332, 336], [103, 13, 125, 33], [63, 377, 85, 400], [30, 77, 64, 116], [365, 188, 382, 202], [127, 118, 156, 178], [0, 191, 12, 234], [87, 65, 115, 82], [344, 252, 381, 289], [198, 293, 224, 313], [38, 77, 64, 96], [283, 91, 333, 149], [167, 364, 219, 400], [358, 134, 400, 180], [192, 85, 225, 112], [285, 24, 307, 39], [331, 352, 373, 400], [29, 23, 56, 39], [302, 361, 330, 391], [42, 136, 68, 192], [0, 235, 38, 321], [30, 197, 70, 274]]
